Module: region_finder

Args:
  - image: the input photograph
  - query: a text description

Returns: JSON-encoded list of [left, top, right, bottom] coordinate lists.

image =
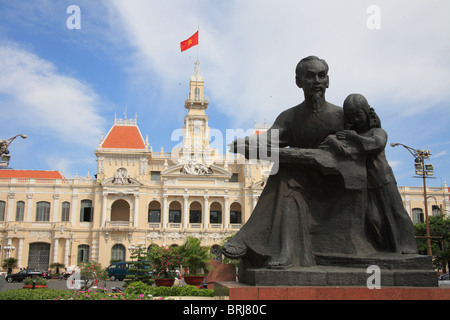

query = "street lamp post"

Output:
[[0, 134, 27, 168], [391, 143, 433, 256]]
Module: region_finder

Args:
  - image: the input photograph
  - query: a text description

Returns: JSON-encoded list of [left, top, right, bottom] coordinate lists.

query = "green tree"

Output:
[[414, 214, 450, 273], [78, 261, 108, 291], [50, 262, 65, 275], [148, 244, 181, 279], [2, 258, 18, 274], [126, 246, 154, 286]]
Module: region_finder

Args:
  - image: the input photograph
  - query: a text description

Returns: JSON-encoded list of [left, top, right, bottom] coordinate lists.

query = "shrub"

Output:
[[24, 276, 47, 286], [124, 281, 213, 297], [0, 288, 68, 300]]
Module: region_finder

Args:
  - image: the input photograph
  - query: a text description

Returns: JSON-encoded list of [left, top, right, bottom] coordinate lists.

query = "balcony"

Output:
[[104, 220, 133, 230]]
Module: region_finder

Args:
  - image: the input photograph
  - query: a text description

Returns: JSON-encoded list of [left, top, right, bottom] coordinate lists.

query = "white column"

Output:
[[26, 193, 33, 222], [162, 195, 168, 229], [52, 194, 60, 222], [6, 193, 14, 222], [64, 239, 70, 267], [101, 194, 107, 227], [183, 195, 189, 229], [252, 192, 258, 209], [203, 196, 209, 229], [404, 195, 412, 220], [134, 194, 139, 228], [71, 194, 78, 225], [224, 196, 229, 230], [53, 238, 59, 263], [17, 238, 23, 269]]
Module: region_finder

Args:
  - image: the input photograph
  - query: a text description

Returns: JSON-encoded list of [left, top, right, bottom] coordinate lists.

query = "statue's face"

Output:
[[345, 106, 367, 130], [297, 60, 329, 97]]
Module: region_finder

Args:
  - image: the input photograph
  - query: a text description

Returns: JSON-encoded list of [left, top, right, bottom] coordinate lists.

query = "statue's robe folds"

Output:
[[358, 128, 417, 254], [226, 102, 377, 270]]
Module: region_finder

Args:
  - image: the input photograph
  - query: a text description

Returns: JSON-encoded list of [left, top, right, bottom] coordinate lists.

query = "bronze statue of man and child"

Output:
[[221, 56, 433, 286]]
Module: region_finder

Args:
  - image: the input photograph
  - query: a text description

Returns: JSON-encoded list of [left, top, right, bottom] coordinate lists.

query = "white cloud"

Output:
[[104, 0, 450, 132], [0, 43, 106, 148], [102, 0, 450, 187]]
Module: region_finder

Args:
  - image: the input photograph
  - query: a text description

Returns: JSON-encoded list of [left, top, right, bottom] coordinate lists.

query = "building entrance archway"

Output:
[[28, 243, 50, 270]]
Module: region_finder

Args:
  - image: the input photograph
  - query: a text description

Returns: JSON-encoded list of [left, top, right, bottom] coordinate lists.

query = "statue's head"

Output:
[[343, 93, 380, 130], [295, 56, 329, 98]]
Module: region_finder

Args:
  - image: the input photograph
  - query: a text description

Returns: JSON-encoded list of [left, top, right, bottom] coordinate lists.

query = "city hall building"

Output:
[[0, 62, 271, 271], [0, 62, 449, 272]]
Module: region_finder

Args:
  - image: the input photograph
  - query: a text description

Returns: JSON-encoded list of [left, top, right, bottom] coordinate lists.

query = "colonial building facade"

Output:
[[0, 62, 271, 271], [0, 62, 449, 272]]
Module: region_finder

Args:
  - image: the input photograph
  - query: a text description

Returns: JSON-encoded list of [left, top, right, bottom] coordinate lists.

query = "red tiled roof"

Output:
[[0, 170, 65, 179], [102, 125, 146, 149]]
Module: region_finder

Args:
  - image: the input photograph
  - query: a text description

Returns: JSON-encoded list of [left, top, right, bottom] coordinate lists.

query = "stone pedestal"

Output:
[[243, 265, 437, 287], [238, 253, 438, 287]]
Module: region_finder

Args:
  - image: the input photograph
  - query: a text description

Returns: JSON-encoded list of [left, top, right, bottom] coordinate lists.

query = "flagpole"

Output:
[[196, 26, 200, 62]]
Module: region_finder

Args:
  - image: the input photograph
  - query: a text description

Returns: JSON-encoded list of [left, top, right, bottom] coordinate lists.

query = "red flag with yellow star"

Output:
[[180, 31, 198, 52]]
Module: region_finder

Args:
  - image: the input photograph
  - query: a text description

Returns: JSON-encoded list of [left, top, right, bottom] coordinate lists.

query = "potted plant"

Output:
[[23, 276, 48, 289], [180, 237, 213, 286], [148, 245, 181, 287]]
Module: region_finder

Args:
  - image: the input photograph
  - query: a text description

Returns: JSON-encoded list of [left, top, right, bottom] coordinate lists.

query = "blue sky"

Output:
[[0, 0, 449, 188]]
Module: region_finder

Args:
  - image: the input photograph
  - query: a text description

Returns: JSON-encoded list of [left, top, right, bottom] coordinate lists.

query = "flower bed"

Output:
[[0, 283, 213, 300]]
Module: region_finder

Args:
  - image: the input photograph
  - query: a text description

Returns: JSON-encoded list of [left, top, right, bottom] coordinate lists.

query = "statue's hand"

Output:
[[336, 130, 358, 141], [322, 135, 351, 157]]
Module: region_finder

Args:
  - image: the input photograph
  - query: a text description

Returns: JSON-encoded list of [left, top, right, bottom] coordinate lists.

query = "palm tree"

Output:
[[50, 262, 65, 275], [2, 258, 18, 274]]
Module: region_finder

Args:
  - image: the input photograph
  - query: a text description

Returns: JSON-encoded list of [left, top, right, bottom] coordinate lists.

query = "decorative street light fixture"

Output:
[[0, 134, 27, 168], [4, 243, 15, 259], [128, 243, 137, 261], [390, 142, 434, 256]]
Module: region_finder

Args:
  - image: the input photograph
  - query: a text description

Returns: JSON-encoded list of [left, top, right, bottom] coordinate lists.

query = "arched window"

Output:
[[111, 244, 126, 262], [61, 202, 70, 222], [169, 201, 182, 223], [80, 199, 93, 222], [77, 245, 90, 263], [36, 201, 50, 221], [412, 208, 424, 224], [230, 202, 242, 224], [16, 201, 25, 221], [148, 201, 161, 223], [195, 87, 200, 100], [189, 201, 202, 223], [111, 200, 130, 221], [0, 201, 5, 221], [210, 202, 222, 224]]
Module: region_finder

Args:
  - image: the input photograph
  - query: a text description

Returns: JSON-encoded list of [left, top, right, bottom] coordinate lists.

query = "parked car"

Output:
[[106, 261, 152, 281], [438, 273, 450, 286], [107, 261, 131, 281], [5, 269, 49, 283]]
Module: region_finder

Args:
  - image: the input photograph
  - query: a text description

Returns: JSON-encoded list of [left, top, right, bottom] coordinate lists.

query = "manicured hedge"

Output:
[[0, 288, 68, 300]]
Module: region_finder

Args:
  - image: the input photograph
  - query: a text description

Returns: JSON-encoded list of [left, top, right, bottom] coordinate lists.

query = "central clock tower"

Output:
[[180, 60, 214, 168]]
